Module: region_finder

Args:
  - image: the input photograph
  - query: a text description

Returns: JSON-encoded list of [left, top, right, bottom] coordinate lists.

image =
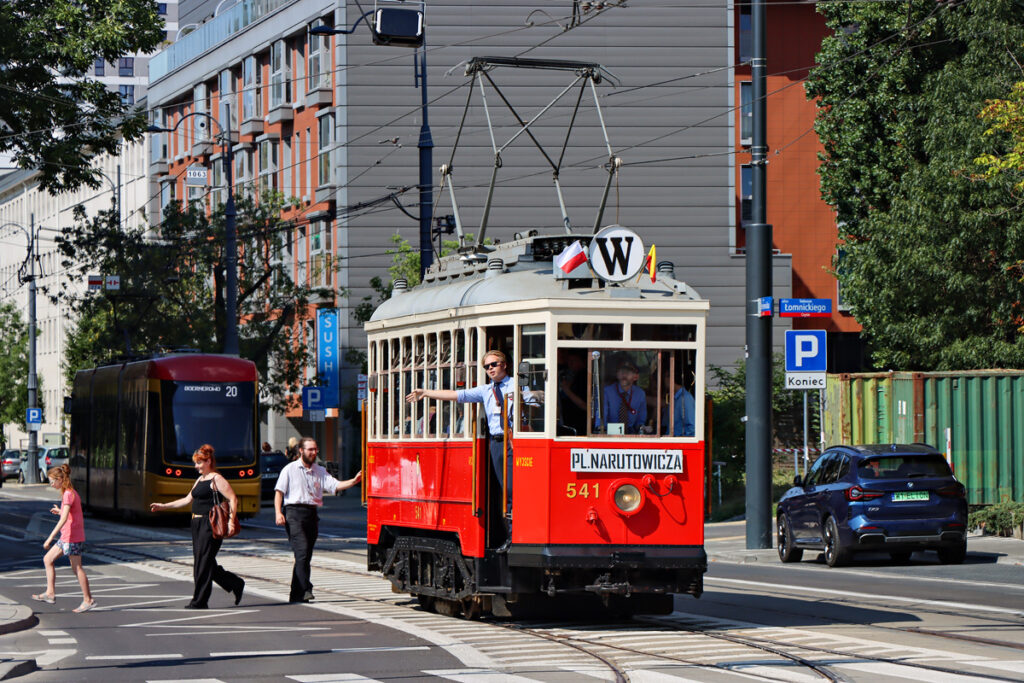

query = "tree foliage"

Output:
[[975, 80, 1024, 193], [57, 192, 335, 411], [0, 302, 32, 432], [0, 0, 164, 193], [806, 0, 1024, 369]]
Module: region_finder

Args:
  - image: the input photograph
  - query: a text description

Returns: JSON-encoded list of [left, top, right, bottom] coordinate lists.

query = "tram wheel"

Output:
[[434, 598, 462, 617], [416, 594, 436, 612]]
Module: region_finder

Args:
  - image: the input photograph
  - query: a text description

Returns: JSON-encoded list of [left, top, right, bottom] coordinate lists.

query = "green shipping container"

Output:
[[824, 371, 1024, 505]]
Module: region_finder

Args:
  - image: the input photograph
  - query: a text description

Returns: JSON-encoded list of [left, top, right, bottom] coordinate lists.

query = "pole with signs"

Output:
[[785, 330, 827, 478]]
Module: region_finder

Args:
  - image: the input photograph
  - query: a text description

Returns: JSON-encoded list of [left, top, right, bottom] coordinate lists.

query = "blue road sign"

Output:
[[785, 330, 827, 373], [757, 296, 773, 317], [302, 386, 325, 411], [26, 408, 42, 424], [779, 298, 832, 318]]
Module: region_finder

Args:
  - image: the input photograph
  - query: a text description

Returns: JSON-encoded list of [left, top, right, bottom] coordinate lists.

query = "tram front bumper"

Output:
[[507, 544, 707, 570]]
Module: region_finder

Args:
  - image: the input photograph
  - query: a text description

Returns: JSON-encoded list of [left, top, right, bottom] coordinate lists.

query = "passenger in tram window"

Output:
[[556, 350, 587, 436], [660, 366, 696, 437], [596, 359, 647, 435], [405, 350, 542, 551]]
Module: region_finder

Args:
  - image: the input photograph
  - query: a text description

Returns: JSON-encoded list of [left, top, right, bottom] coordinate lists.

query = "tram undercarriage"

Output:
[[369, 528, 705, 618]]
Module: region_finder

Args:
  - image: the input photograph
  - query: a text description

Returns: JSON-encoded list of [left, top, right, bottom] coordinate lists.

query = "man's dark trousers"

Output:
[[284, 504, 318, 601]]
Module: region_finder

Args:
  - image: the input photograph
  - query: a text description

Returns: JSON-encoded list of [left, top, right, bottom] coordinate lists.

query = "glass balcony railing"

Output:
[[149, 0, 292, 82]]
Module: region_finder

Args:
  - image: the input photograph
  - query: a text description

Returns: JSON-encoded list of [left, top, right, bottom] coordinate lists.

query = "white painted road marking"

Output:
[[86, 654, 184, 660]]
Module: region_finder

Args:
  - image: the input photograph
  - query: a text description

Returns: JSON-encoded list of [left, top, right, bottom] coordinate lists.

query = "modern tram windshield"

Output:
[[161, 381, 256, 466]]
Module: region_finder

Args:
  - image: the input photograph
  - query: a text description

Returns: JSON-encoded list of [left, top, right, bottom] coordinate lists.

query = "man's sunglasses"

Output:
[[483, 361, 503, 370]]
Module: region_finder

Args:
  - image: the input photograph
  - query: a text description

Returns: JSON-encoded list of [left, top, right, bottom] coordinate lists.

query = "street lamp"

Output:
[[1, 217, 40, 484], [310, 2, 431, 278], [148, 111, 239, 356]]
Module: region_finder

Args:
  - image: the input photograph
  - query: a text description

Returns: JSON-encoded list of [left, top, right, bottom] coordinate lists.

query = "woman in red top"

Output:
[[32, 464, 96, 612]]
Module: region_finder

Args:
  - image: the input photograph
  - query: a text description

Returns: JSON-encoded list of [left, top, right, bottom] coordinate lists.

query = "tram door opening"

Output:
[[483, 325, 513, 548]]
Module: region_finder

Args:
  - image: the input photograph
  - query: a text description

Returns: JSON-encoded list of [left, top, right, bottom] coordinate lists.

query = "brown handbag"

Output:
[[209, 478, 239, 539]]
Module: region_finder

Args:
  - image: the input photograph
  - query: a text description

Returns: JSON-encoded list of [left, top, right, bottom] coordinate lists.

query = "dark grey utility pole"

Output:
[[26, 214, 39, 484], [745, 0, 773, 549], [416, 43, 433, 279]]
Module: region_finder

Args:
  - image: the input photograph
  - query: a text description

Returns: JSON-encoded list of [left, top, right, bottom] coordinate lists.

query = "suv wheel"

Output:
[[777, 513, 803, 563], [937, 541, 967, 565], [823, 516, 850, 568]]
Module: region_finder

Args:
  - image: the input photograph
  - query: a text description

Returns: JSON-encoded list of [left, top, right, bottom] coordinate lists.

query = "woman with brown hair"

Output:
[[32, 464, 96, 612], [150, 444, 245, 609]]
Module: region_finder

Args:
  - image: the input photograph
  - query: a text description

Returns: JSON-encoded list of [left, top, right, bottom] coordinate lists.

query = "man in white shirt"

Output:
[[274, 437, 361, 602], [406, 349, 541, 551]]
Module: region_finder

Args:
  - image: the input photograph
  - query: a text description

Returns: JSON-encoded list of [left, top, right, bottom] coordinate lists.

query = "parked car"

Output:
[[776, 444, 968, 567], [1, 449, 21, 480], [36, 446, 70, 482], [260, 450, 289, 501]]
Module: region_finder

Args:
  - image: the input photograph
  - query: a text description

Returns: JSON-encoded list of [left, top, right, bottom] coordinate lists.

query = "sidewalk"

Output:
[[0, 594, 36, 680]]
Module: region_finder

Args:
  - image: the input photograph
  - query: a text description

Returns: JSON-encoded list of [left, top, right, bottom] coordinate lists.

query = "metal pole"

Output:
[[117, 163, 122, 228], [744, 0, 772, 549], [222, 108, 239, 355], [417, 45, 434, 280], [27, 214, 39, 484], [802, 391, 808, 476]]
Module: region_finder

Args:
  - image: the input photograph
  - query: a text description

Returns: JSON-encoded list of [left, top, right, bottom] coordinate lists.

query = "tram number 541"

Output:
[[566, 483, 599, 499]]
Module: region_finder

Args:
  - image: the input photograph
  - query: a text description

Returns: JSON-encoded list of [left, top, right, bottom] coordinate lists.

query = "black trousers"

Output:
[[284, 505, 318, 601], [190, 515, 242, 607], [488, 437, 513, 515]]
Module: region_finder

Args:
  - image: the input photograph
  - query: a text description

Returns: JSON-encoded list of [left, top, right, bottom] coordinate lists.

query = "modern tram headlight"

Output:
[[612, 483, 644, 515]]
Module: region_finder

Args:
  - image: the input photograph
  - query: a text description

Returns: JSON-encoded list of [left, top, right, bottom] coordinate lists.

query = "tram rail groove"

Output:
[[73, 524, 1023, 683]]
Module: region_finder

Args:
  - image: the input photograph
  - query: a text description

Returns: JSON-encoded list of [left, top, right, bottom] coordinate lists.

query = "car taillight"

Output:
[[937, 483, 966, 498], [846, 485, 884, 501], [45, 456, 51, 465]]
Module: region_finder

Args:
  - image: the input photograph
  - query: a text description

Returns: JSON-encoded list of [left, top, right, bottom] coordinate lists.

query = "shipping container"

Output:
[[824, 371, 1024, 505]]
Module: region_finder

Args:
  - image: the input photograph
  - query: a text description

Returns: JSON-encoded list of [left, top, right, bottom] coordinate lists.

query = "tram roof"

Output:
[[368, 232, 707, 325]]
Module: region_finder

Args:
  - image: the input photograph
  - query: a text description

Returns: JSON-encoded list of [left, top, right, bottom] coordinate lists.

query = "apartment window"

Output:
[[94, 58, 105, 77], [119, 57, 135, 77], [283, 137, 292, 198], [193, 83, 209, 142], [235, 148, 254, 197], [293, 37, 305, 102], [212, 157, 225, 210], [739, 4, 752, 63], [269, 40, 290, 109], [740, 82, 753, 143], [297, 225, 307, 284], [157, 3, 167, 15], [306, 128, 313, 195], [160, 180, 175, 212], [308, 19, 330, 91], [740, 165, 752, 224], [187, 185, 207, 210], [151, 110, 168, 162], [118, 84, 135, 105], [218, 69, 237, 132], [317, 113, 333, 187], [259, 140, 278, 193], [242, 55, 261, 120], [294, 131, 303, 199], [310, 220, 332, 286]]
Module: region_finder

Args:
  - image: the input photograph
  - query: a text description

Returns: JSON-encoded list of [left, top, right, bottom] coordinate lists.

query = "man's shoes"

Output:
[[232, 579, 245, 606], [303, 590, 315, 602], [495, 539, 512, 554], [184, 603, 207, 609]]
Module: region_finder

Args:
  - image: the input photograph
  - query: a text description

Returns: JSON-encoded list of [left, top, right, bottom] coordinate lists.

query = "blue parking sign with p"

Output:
[[785, 330, 827, 373], [26, 408, 42, 424]]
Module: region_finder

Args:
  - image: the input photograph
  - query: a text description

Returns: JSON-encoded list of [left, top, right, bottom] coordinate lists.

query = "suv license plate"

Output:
[[892, 491, 929, 502]]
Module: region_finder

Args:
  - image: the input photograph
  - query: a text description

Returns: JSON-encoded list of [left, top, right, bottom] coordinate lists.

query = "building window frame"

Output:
[[193, 83, 210, 143], [270, 39, 290, 110], [94, 58, 105, 77], [118, 84, 135, 105], [739, 81, 753, 145], [218, 68, 238, 133], [118, 56, 135, 77], [317, 112, 333, 187], [740, 164, 752, 225], [242, 55, 261, 121], [259, 139, 278, 193], [308, 18, 331, 91]]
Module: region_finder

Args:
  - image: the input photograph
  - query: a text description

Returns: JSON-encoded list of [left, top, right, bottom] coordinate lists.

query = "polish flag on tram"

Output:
[[555, 240, 588, 274]]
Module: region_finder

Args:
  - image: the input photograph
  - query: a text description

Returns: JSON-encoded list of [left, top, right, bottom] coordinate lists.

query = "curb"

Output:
[[0, 659, 36, 681], [0, 605, 36, 637]]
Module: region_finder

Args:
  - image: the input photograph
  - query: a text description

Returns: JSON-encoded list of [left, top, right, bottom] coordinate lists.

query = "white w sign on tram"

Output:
[[589, 225, 646, 283]]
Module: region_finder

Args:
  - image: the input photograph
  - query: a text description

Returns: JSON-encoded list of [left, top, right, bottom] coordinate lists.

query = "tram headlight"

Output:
[[613, 483, 643, 515]]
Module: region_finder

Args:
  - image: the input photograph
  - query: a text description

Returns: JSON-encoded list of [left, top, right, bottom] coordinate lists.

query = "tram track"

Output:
[[74, 522, 1023, 683]]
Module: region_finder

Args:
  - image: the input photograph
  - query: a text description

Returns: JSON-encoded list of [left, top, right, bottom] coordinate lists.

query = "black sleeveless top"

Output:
[[191, 478, 216, 515]]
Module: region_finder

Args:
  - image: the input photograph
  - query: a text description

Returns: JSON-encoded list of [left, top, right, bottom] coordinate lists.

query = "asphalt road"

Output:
[[2, 483, 1022, 683]]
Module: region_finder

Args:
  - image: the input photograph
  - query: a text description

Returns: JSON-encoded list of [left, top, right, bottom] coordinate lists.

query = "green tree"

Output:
[[0, 302, 31, 434], [975, 80, 1024, 193], [57, 192, 335, 411], [0, 0, 164, 193], [806, 0, 1024, 369]]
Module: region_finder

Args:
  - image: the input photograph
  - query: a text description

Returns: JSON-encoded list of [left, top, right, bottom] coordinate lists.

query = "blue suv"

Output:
[[777, 444, 968, 567]]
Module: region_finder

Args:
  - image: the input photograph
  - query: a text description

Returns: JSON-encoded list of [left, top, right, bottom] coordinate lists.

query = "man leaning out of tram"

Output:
[[405, 350, 542, 549]]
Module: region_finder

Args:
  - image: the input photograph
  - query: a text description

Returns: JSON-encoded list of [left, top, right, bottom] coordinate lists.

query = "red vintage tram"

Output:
[[363, 228, 709, 617]]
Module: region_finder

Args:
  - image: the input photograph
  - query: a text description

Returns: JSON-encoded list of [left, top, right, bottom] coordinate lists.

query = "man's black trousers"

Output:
[[284, 504, 319, 601]]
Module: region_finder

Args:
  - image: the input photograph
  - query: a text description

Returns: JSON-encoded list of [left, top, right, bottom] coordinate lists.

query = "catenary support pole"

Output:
[[27, 213, 39, 484], [745, 0, 773, 549], [418, 44, 434, 280]]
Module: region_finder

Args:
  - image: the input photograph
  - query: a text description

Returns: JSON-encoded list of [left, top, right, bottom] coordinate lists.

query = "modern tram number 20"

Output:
[[566, 483, 600, 499]]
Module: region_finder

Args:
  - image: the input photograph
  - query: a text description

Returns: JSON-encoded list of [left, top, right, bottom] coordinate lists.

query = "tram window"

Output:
[[454, 330, 466, 435], [439, 330, 452, 437], [589, 349, 696, 437], [518, 324, 546, 433], [556, 348, 588, 436], [557, 322, 623, 341], [631, 323, 696, 342], [161, 381, 256, 465]]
